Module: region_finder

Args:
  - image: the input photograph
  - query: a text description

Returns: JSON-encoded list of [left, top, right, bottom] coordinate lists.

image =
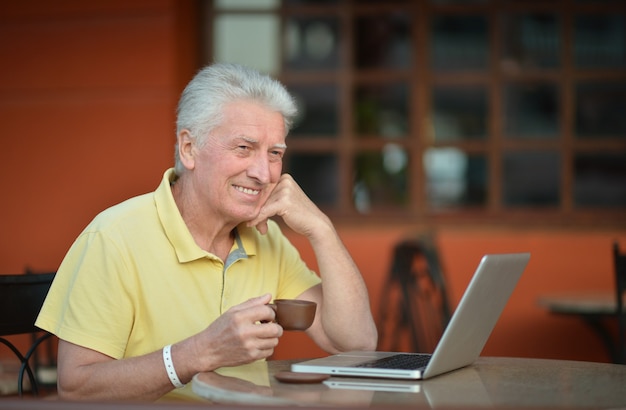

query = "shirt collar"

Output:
[[154, 168, 258, 263]]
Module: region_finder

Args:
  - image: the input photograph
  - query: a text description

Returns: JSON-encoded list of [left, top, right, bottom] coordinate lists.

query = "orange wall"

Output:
[[0, 0, 184, 362], [0, 1, 182, 274], [1, 1, 625, 365], [275, 227, 626, 363]]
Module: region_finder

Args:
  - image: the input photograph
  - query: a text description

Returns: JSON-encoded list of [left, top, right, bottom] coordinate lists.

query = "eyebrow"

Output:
[[241, 136, 287, 150]]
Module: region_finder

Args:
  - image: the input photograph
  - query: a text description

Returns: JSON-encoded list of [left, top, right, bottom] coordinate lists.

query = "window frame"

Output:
[[202, 0, 626, 228]]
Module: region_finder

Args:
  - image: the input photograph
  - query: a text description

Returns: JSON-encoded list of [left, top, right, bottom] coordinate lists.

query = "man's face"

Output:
[[190, 100, 287, 225]]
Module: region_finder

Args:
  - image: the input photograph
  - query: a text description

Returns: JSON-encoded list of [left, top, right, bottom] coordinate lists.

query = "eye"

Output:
[[269, 149, 284, 161]]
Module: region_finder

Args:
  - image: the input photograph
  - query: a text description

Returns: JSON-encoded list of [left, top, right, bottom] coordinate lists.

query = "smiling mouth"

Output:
[[233, 184, 260, 196]]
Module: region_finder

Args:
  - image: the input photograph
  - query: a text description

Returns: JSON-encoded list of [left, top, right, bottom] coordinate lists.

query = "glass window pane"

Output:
[[431, 0, 487, 4], [504, 82, 559, 138], [214, 14, 280, 75], [289, 83, 339, 137], [358, 0, 410, 3], [285, 0, 339, 4], [431, 15, 488, 71], [353, 146, 409, 213], [432, 86, 487, 141], [284, 16, 341, 71], [507, 0, 559, 2], [424, 148, 488, 208], [574, 153, 626, 208], [575, 14, 626, 69], [354, 82, 409, 137], [215, 0, 278, 9], [501, 13, 560, 70], [503, 151, 561, 206], [575, 82, 626, 138], [286, 153, 338, 206], [355, 11, 412, 69]]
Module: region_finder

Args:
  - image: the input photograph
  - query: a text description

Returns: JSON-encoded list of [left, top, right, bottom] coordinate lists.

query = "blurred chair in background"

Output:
[[614, 241, 626, 364], [0, 270, 55, 396], [377, 233, 451, 353]]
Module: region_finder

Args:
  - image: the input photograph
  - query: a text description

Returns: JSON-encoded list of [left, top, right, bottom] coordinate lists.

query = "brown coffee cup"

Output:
[[268, 299, 317, 331]]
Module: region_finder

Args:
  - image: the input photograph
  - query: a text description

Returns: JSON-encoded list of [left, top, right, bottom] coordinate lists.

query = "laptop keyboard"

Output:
[[355, 354, 431, 370]]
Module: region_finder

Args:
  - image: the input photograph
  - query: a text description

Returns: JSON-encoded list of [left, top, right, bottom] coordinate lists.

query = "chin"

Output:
[[230, 208, 261, 224]]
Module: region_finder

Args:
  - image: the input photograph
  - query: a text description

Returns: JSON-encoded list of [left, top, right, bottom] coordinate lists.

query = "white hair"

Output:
[[174, 63, 298, 174]]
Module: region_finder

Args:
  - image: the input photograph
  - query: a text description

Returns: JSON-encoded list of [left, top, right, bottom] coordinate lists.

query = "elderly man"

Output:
[[36, 63, 377, 401]]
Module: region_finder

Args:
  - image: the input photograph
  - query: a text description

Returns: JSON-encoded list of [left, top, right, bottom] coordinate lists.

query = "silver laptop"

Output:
[[292, 252, 530, 380]]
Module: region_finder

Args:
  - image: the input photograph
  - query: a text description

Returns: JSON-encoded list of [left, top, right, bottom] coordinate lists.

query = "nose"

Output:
[[247, 152, 271, 184]]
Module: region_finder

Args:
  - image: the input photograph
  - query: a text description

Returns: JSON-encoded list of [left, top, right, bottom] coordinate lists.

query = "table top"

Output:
[[184, 356, 626, 408], [538, 291, 617, 315], [2, 357, 625, 409]]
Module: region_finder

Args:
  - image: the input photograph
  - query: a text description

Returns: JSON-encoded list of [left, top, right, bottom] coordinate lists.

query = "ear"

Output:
[[177, 129, 196, 170]]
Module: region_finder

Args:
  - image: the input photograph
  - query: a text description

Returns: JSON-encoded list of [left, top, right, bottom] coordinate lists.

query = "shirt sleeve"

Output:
[[36, 229, 136, 359]]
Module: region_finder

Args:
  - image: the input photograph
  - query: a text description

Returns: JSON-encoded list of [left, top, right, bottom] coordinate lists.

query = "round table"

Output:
[[190, 356, 626, 408]]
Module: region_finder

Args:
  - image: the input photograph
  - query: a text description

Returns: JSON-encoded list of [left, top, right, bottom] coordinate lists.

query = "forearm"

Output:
[[58, 351, 174, 401], [308, 221, 378, 351], [56, 297, 280, 401], [57, 340, 201, 402]]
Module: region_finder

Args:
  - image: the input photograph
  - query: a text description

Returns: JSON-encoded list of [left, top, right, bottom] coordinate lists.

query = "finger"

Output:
[[246, 177, 286, 229], [256, 339, 279, 354], [230, 293, 272, 313], [246, 293, 273, 305], [246, 207, 272, 233], [254, 220, 269, 235], [233, 295, 279, 326], [256, 321, 283, 339]]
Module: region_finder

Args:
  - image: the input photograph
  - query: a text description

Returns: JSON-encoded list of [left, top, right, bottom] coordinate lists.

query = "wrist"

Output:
[[162, 344, 185, 388]]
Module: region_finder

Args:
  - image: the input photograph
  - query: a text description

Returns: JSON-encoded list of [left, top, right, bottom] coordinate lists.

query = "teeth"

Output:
[[234, 185, 260, 196]]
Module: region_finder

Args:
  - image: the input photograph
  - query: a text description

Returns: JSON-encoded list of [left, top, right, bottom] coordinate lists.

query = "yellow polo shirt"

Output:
[[36, 169, 321, 359]]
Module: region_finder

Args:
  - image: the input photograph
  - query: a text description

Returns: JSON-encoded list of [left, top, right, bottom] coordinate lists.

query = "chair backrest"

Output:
[[615, 242, 626, 310], [0, 271, 55, 396], [377, 234, 451, 353], [0, 272, 55, 336], [614, 241, 626, 364]]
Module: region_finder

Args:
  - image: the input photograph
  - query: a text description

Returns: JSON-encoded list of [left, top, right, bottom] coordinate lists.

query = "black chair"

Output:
[[614, 242, 626, 364], [377, 234, 451, 353], [0, 271, 55, 396]]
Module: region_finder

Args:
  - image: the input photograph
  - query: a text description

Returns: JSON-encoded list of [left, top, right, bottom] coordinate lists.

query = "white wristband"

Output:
[[162, 344, 185, 388]]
